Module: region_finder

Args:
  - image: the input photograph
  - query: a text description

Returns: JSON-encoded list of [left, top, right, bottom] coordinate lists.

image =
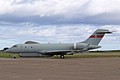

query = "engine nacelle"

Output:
[[73, 43, 88, 50], [66, 52, 74, 55], [73, 43, 101, 50], [88, 45, 101, 49]]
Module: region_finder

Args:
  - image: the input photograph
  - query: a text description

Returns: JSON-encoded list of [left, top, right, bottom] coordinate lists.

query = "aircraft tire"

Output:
[[60, 55, 64, 59], [13, 56, 16, 59], [13, 55, 17, 59]]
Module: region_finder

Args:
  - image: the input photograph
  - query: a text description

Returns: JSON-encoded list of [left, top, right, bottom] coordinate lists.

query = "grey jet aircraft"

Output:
[[5, 29, 112, 59]]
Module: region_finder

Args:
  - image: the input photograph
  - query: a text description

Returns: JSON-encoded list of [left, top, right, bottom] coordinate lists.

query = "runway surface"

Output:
[[0, 58, 120, 80]]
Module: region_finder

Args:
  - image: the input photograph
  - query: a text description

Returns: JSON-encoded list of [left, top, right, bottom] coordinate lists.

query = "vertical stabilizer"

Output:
[[83, 29, 112, 45]]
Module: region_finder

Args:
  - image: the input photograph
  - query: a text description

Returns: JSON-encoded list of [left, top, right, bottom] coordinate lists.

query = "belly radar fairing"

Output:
[[5, 29, 112, 59]]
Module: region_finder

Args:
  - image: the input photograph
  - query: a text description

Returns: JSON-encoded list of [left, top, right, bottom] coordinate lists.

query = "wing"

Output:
[[39, 50, 72, 55]]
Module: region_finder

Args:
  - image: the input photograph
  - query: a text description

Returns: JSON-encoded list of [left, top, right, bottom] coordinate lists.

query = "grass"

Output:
[[0, 52, 19, 58], [0, 52, 120, 58]]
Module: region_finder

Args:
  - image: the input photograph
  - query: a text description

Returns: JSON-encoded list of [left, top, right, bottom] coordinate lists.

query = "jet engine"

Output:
[[73, 43, 89, 50]]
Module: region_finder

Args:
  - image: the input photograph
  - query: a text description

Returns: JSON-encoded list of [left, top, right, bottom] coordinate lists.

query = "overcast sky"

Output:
[[0, 0, 120, 50]]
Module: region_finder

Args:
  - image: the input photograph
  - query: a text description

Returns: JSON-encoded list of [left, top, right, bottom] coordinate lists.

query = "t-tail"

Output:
[[83, 29, 112, 45]]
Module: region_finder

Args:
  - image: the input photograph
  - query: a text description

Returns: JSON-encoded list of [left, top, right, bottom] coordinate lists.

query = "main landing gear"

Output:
[[60, 54, 64, 59]]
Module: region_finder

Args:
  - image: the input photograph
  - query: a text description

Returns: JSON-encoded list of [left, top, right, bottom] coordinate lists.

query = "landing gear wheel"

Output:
[[60, 55, 64, 59], [13, 54, 16, 59], [13, 56, 16, 59]]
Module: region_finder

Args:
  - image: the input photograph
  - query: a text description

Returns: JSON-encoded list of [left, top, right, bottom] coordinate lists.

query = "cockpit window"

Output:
[[12, 45, 17, 48]]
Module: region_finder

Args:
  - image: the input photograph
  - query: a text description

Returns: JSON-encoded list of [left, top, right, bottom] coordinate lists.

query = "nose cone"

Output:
[[5, 48, 17, 53], [3, 47, 9, 51], [5, 48, 13, 53], [2, 47, 10, 52], [5, 49, 10, 52]]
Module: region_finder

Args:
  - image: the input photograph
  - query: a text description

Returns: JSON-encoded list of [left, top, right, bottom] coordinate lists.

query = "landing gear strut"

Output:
[[60, 54, 64, 59]]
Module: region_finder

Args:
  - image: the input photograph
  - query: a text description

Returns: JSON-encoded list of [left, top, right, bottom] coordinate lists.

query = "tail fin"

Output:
[[83, 29, 112, 45]]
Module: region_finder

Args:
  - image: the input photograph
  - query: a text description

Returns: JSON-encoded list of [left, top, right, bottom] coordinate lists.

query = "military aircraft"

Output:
[[5, 29, 112, 59]]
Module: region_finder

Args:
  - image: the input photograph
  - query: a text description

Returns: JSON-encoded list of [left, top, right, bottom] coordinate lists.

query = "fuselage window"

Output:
[[25, 46, 27, 48], [31, 46, 33, 48]]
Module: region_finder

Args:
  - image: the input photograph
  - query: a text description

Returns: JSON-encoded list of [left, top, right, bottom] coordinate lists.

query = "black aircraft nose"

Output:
[[2, 47, 9, 51]]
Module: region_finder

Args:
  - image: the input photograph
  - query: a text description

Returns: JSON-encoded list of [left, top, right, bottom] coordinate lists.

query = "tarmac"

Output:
[[0, 57, 120, 80]]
